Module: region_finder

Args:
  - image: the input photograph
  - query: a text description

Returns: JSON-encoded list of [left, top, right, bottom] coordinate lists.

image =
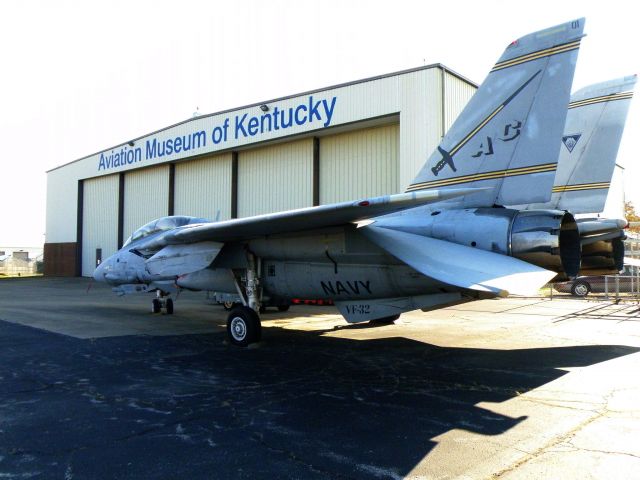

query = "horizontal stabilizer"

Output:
[[335, 293, 462, 324], [145, 241, 223, 276], [361, 226, 556, 296], [581, 230, 625, 246], [577, 218, 627, 236]]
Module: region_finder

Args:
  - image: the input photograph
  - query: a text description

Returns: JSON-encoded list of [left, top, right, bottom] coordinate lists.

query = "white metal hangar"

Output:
[[44, 64, 476, 277]]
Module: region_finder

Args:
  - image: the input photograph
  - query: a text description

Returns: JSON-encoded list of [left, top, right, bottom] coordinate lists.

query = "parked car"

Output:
[[554, 266, 639, 297]]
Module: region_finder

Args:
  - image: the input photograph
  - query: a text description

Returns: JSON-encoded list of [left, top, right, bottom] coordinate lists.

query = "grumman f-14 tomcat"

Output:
[[94, 19, 587, 346], [197, 72, 637, 311]]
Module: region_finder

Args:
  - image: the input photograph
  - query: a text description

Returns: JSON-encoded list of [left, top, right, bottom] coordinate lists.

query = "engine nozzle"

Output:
[[510, 210, 581, 279]]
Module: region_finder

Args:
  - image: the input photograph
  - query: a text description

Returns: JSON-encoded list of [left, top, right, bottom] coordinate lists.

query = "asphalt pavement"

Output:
[[1, 277, 640, 479]]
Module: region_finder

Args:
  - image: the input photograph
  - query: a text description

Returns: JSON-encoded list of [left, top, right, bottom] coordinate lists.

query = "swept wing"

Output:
[[132, 187, 484, 250]]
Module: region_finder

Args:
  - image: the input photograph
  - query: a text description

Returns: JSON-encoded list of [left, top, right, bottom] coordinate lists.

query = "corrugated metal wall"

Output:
[[237, 139, 313, 217], [319, 123, 399, 203], [443, 70, 476, 132], [398, 69, 443, 189], [82, 175, 119, 276], [123, 166, 170, 241], [174, 153, 232, 220]]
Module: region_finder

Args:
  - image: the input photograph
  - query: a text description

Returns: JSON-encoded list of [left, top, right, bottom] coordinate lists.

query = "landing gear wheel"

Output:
[[277, 305, 290, 312], [369, 314, 400, 325], [152, 298, 161, 314], [571, 281, 591, 297], [165, 298, 174, 314], [227, 307, 262, 347]]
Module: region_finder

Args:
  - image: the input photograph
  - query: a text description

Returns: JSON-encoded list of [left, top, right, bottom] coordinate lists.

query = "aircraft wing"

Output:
[[132, 187, 485, 251], [360, 225, 556, 296]]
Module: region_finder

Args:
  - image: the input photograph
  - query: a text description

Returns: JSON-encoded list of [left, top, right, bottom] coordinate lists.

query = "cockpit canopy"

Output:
[[123, 216, 209, 247]]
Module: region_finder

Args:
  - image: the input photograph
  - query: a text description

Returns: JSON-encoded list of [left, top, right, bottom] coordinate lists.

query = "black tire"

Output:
[[165, 298, 174, 314], [571, 280, 591, 297], [227, 307, 262, 347], [277, 305, 290, 312], [369, 314, 400, 325], [152, 298, 162, 313]]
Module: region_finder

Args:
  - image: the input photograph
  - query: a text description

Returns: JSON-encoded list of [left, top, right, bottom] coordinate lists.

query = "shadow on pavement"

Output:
[[0, 319, 637, 479]]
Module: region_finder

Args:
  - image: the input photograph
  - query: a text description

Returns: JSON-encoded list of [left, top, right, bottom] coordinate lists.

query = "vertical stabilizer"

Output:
[[524, 75, 636, 213], [407, 19, 584, 207]]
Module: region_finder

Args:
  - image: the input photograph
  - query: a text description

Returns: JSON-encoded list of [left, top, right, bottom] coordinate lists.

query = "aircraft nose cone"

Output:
[[93, 262, 105, 282]]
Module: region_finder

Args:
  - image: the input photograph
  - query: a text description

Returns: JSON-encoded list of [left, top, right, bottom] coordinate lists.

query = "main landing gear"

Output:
[[226, 252, 263, 347], [151, 291, 174, 314], [227, 306, 261, 347]]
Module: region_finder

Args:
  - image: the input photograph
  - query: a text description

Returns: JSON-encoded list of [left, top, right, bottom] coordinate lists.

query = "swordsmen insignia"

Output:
[[562, 134, 581, 153], [431, 146, 457, 176]]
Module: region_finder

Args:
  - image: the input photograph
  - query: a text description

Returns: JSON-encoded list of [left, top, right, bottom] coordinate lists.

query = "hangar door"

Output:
[[82, 174, 119, 277], [174, 153, 232, 221], [319, 123, 399, 204], [123, 166, 170, 243], [238, 138, 313, 217]]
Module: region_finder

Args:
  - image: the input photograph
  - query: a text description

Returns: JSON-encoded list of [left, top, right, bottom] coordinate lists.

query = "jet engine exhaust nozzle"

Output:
[[510, 210, 581, 279]]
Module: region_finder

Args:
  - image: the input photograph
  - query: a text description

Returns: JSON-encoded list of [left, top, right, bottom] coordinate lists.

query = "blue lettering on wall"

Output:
[[98, 146, 142, 171], [234, 95, 337, 139], [211, 118, 229, 144], [97, 96, 338, 172], [145, 131, 207, 161]]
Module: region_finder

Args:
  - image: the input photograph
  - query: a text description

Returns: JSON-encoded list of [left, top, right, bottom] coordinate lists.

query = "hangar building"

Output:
[[45, 64, 476, 277]]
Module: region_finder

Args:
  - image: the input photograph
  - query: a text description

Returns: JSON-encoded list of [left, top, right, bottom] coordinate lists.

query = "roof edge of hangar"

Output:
[[46, 63, 477, 174]]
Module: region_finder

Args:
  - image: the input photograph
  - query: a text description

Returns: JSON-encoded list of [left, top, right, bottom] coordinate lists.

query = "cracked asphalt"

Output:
[[1, 277, 640, 479]]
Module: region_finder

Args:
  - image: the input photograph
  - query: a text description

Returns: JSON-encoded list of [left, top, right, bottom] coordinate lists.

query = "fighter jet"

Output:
[[517, 75, 637, 274], [94, 19, 585, 346]]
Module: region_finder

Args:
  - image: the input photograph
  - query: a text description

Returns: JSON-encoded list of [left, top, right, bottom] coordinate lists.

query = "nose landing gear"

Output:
[[151, 291, 174, 314]]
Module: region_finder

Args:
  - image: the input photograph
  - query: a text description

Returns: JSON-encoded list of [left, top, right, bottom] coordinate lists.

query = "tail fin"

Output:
[[407, 19, 585, 207], [525, 75, 636, 213]]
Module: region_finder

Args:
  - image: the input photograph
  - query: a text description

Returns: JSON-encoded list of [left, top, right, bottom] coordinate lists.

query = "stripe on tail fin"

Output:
[[407, 19, 585, 207]]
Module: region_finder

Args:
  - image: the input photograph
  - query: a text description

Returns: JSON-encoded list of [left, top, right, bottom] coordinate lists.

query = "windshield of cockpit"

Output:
[[122, 216, 208, 247]]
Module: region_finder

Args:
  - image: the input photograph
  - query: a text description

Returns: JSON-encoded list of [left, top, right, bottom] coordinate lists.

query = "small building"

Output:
[[0, 252, 37, 276]]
